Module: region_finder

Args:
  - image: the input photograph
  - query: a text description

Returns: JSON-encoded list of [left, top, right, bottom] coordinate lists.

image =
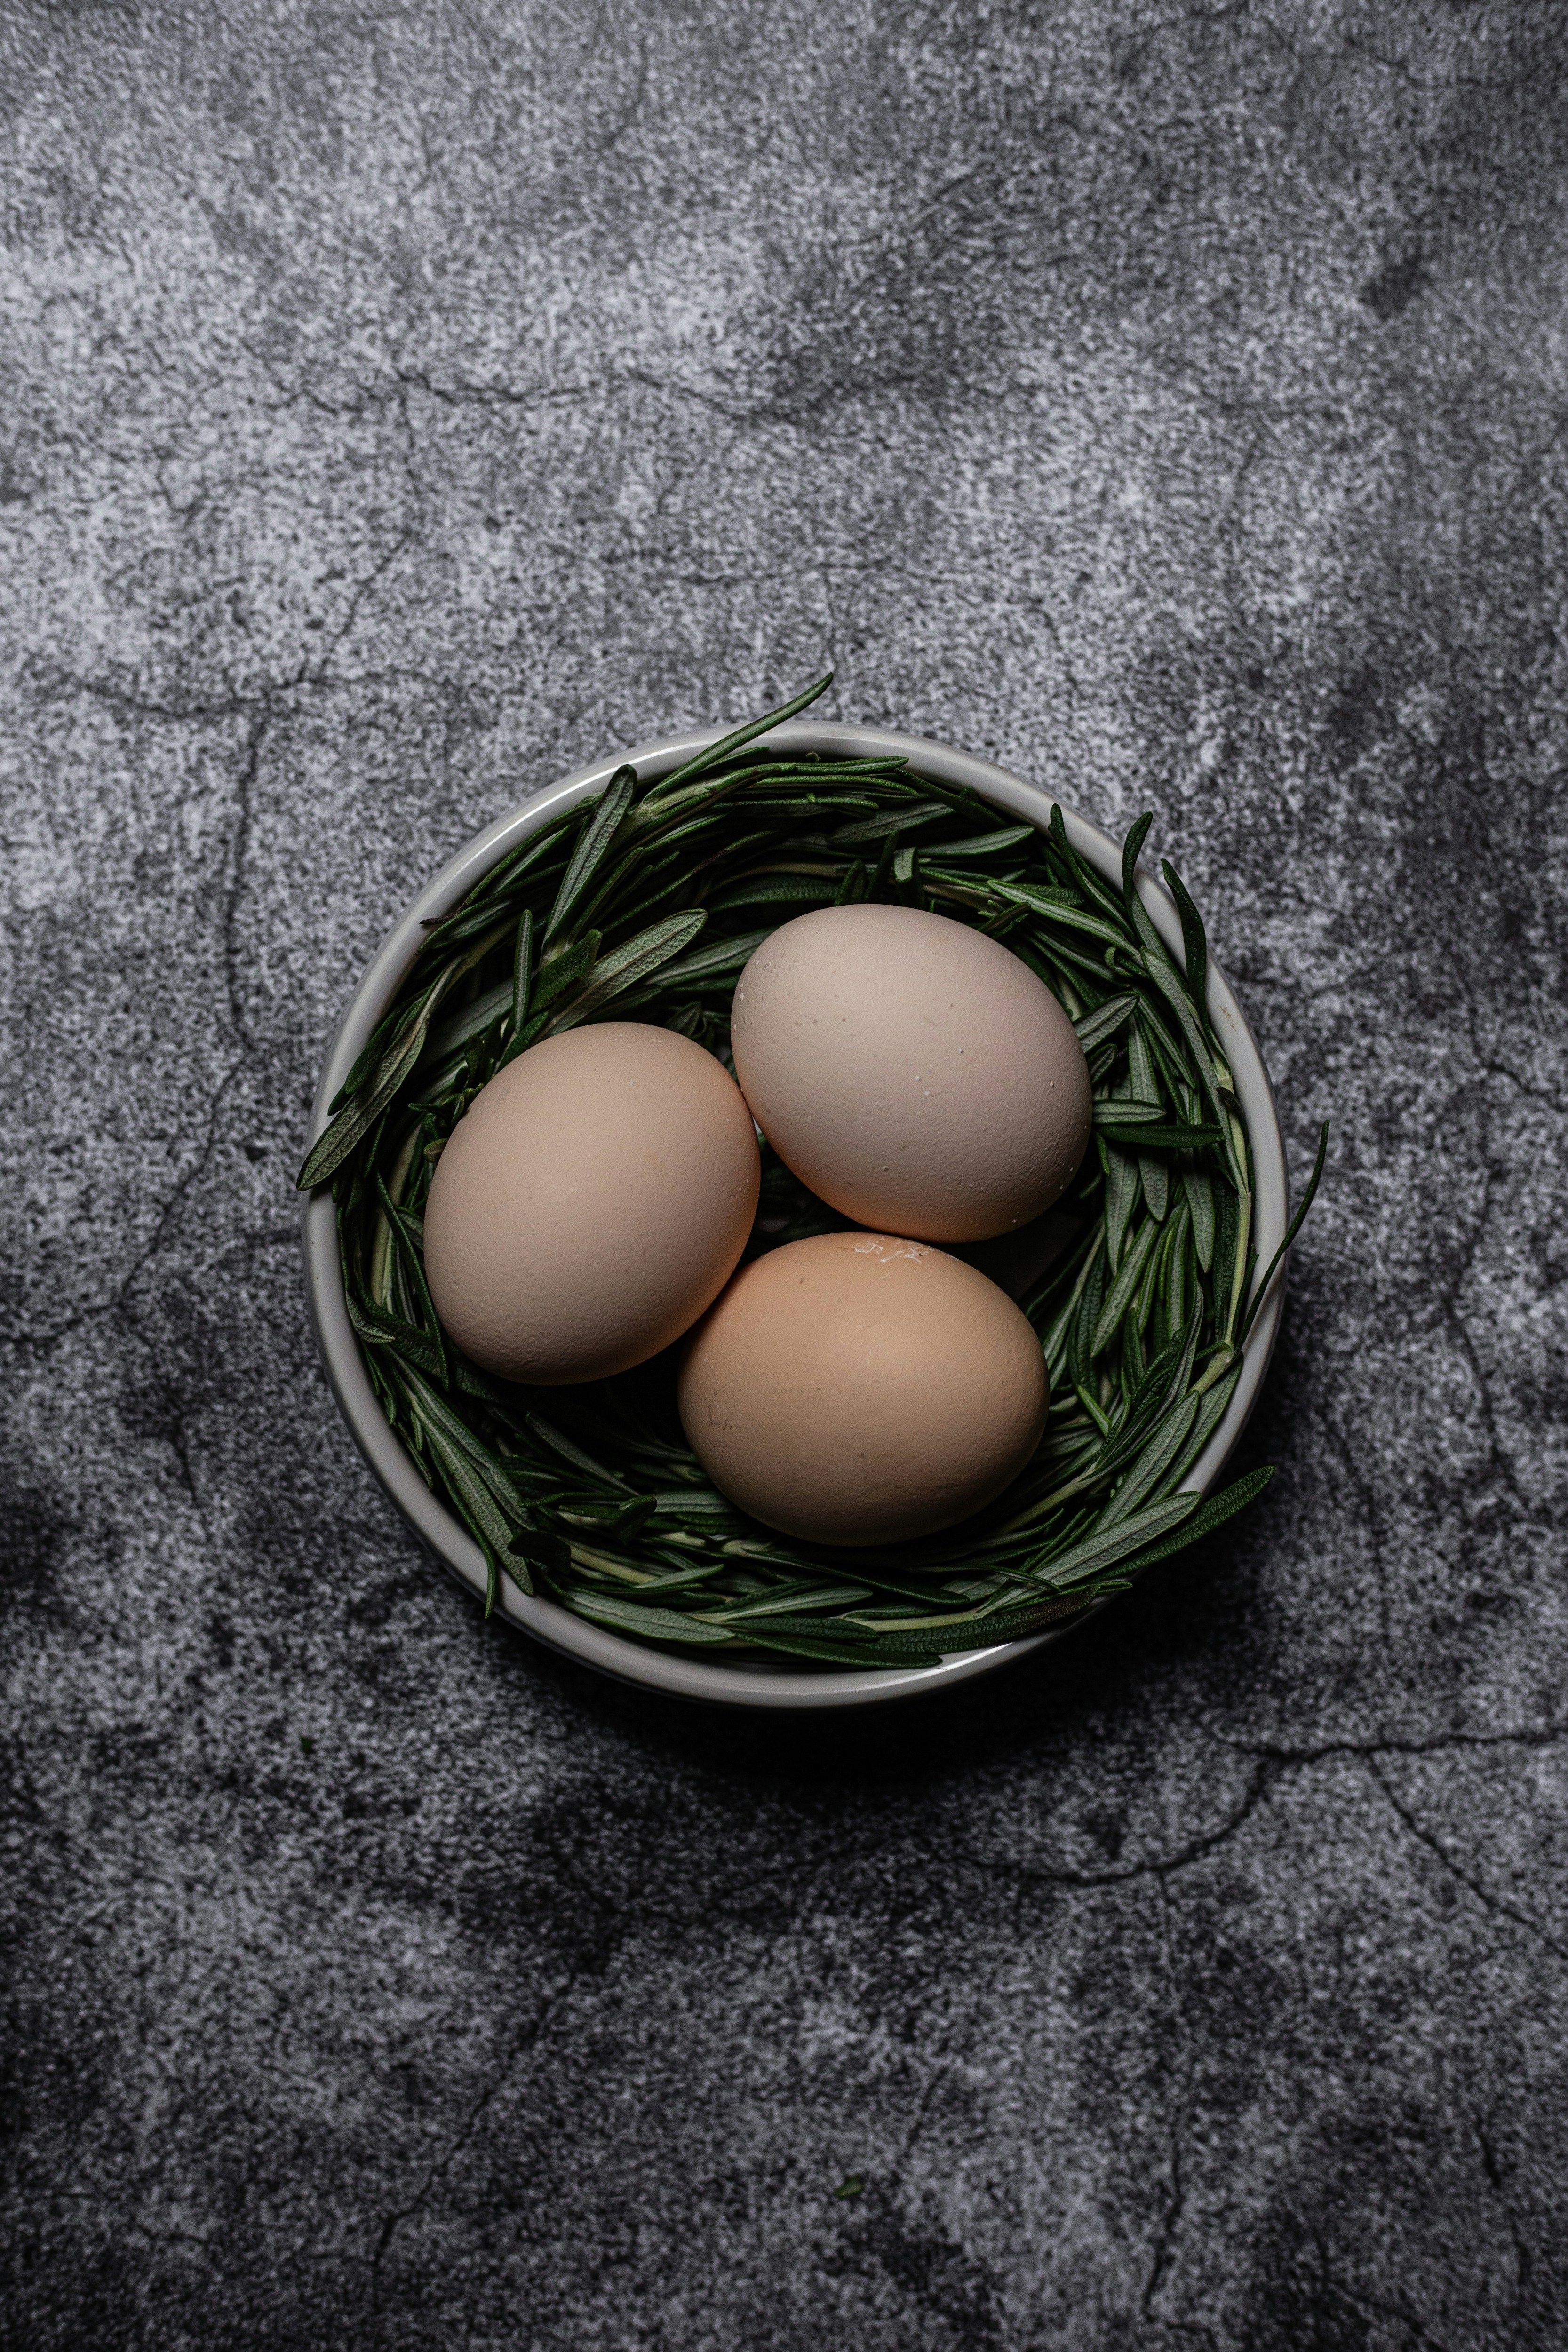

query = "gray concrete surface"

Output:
[[3, 2, 1567, 2345]]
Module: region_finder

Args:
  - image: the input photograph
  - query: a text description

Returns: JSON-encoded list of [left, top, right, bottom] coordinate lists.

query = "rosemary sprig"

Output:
[[302, 677, 1326, 1658]]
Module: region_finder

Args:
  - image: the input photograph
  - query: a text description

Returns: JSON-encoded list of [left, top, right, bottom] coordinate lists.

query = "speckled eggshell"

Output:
[[423, 1022, 761, 1384], [730, 903, 1092, 1244], [677, 1231, 1049, 1547]]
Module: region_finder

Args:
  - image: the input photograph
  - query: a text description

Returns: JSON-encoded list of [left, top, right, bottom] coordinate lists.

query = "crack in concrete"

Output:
[[221, 712, 269, 1056], [1365, 1757, 1568, 1965], [1231, 1727, 1568, 1763], [368, 1922, 629, 2295], [975, 1759, 1278, 1896], [3, 1055, 246, 1355], [1139, 1880, 1207, 2343]]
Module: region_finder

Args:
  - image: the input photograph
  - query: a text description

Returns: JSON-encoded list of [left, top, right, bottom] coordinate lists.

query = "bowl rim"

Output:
[[301, 720, 1289, 1710]]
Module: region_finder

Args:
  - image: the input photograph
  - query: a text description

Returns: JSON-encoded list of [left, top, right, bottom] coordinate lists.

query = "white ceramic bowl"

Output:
[[302, 722, 1289, 1708]]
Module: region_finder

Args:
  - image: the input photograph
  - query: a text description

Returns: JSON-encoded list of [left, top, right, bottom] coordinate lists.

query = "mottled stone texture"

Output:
[[2, 2, 1566, 2345]]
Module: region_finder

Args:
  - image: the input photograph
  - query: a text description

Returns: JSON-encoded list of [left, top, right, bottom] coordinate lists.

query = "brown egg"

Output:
[[677, 1232, 1049, 1547], [424, 1022, 760, 1384], [731, 904, 1092, 1243]]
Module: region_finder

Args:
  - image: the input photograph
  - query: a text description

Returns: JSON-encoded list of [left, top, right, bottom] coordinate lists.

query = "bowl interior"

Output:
[[302, 722, 1288, 1709]]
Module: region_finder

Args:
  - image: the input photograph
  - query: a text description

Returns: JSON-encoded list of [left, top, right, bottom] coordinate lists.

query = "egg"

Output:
[[677, 1231, 1049, 1547], [423, 1022, 760, 1384], [730, 903, 1092, 1244]]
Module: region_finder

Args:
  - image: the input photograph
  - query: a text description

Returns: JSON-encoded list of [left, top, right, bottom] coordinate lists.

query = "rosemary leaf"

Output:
[[701, 1583, 875, 1622], [1092, 1097, 1161, 1128], [1025, 1491, 1199, 1589], [300, 965, 459, 1189], [1048, 804, 1127, 923], [467, 807, 579, 905], [992, 879, 1128, 950], [546, 767, 637, 941], [548, 910, 706, 1029], [533, 931, 602, 1013], [640, 673, 835, 803], [1073, 994, 1137, 1053], [1238, 1121, 1329, 1345], [346, 1293, 446, 1383], [1162, 1193, 1191, 1330], [1090, 1218, 1159, 1356], [510, 907, 534, 1034], [565, 1591, 738, 1644], [708, 874, 841, 911], [1184, 1165, 1216, 1271], [1127, 892, 1243, 1187], [617, 763, 775, 843], [1101, 1394, 1201, 1526], [1093, 1116, 1222, 1150], [1070, 1248, 1108, 1392], [328, 1001, 407, 1118], [1105, 1145, 1140, 1275], [1122, 811, 1154, 906], [830, 801, 952, 846], [1161, 859, 1210, 1027], [1165, 1366, 1242, 1492], [526, 1414, 631, 1491], [1114, 1465, 1274, 1575], [926, 825, 1035, 860], [1127, 1021, 1161, 1110]]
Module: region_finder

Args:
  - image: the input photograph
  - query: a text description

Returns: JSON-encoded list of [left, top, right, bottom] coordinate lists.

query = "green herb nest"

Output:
[[300, 676, 1325, 1670]]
